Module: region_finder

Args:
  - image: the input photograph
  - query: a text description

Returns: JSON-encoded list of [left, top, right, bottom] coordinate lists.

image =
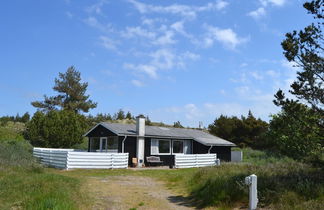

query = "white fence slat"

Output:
[[174, 154, 217, 168], [33, 147, 129, 170]]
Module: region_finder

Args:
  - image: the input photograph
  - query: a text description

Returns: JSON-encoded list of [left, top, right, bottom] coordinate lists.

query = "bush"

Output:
[[25, 110, 88, 148], [0, 121, 25, 142]]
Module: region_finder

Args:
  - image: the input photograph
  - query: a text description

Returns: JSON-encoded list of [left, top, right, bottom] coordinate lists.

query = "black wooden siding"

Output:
[[119, 136, 137, 166], [192, 141, 231, 161]]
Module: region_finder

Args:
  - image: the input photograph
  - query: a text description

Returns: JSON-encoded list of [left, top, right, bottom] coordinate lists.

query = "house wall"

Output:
[[192, 141, 231, 161], [118, 136, 137, 166], [86, 125, 118, 152], [144, 138, 174, 167], [144, 138, 194, 167]]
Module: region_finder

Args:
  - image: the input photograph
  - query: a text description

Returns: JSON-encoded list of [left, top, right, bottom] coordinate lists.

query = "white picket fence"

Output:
[[174, 154, 218, 168], [33, 147, 129, 170]]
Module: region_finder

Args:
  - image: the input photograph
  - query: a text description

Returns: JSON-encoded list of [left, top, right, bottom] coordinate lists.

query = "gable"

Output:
[[85, 124, 117, 137]]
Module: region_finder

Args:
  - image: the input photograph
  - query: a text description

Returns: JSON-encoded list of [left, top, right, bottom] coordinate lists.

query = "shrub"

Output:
[[25, 110, 87, 148]]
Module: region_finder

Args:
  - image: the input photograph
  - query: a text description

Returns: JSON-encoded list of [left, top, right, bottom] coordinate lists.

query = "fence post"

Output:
[[245, 174, 258, 210]]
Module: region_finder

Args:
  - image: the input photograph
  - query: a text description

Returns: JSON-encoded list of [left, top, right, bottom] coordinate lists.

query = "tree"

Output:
[[281, 0, 323, 114], [21, 112, 30, 123], [32, 66, 97, 113], [208, 112, 268, 148], [173, 121, 184, 128], [25, 110, 87, 148], [269, 1, 324, 163], [268, 97, 323, 161], [114, 109, 125, 120], [126, 111, 133, 120]]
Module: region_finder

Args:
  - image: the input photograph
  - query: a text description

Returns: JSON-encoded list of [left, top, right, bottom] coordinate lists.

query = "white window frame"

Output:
[[151, 139, 171, 155], [172, 140, 185, 154]]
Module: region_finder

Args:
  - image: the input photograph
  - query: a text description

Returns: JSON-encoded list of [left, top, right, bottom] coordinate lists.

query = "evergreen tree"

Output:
[[173, 121, 184, 128], [268, 96, 323, 162], [21, 112, 30, 123], [25, 110, 87, 148], [115, 109, 125, 120], [281, 0, 323, 114], [126, 111, 133, 120], [208, 111, 268, 148], [269, 1, 324, 163], [32, 66, 97, 113]]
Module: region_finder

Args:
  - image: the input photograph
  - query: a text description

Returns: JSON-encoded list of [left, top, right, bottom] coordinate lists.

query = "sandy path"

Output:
[[84, 175, 195, 210]]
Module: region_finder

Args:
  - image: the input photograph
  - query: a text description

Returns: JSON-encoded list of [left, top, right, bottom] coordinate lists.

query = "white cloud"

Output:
[[99, 36, 118, 50], [84, 16, 114, 33], [153, 30, 176, 45], [203, 25, 248, 50], [171, 21, 185, 34], [124, 63, 158, 79], [128, 0, 228, 19], [124, 48, 199, 79], [260, 0, 286, 7], [131, 79, 145, 87], [150, 49, 176, 70], [86, 0, 107, 15], [181, 51, 200, 61], [122, 26, 156, 39], [250, 71, 263, 80], [247, 7, 266, 19]]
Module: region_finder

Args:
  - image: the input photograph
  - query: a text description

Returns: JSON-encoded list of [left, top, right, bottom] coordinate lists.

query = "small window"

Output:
[[158, 140, 171, 154], [107, 136, 118, 152], [172, 140, 184, 153]]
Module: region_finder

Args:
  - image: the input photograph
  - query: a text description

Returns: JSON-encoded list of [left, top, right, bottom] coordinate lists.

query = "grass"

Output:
[[0, 121, 25, 142], [0, 140, 89, 210], [59, 148, 324, 209]]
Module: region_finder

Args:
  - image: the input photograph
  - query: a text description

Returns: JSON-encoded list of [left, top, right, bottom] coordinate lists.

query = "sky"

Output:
[[0, 0, 313, 127]]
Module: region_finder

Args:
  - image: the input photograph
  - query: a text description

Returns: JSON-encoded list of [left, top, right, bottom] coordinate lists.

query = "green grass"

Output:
[[60, 148, 324, 209], [0, 140, 88, 210]]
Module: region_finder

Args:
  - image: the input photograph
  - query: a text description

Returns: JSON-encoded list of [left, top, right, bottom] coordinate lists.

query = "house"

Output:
[[84, 115, 235, 167]]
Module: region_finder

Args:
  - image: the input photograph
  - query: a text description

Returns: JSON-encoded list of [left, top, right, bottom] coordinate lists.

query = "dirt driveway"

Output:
[[84, 175, 195, 210]]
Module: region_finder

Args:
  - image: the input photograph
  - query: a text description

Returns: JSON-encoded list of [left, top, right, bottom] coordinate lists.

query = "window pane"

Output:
[[173, 141, 183, 153], [107, 137, 118, 153], [159, 140, 170, 153], [90, 137, 100, 152]]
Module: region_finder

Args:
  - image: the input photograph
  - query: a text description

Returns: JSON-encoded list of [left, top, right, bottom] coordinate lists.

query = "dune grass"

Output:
[[0, 141, 88, 210], [60, 148, 324, 209]]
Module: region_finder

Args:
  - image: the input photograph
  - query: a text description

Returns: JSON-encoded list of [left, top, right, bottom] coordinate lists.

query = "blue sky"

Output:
[[0, 0, 312, 127]]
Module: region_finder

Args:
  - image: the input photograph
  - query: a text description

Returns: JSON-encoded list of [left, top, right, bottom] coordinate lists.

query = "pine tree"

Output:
[[32, 66, 97, 113]]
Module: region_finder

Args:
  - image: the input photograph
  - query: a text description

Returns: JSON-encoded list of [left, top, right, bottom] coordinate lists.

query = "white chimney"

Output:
[[136, 115, 145, 167], [136, 115, 145, 136]]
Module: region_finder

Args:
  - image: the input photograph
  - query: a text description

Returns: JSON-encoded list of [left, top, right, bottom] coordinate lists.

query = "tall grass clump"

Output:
[[186, 149, 324, 209], [0, 140, 88, 210]]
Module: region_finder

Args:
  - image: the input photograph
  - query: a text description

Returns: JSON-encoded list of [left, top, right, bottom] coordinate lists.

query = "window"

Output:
[[151, 139, 171, 155], [89, 137, 100, 152], [107, 136, 118, 153], [158, 140, 171, 154], [172, 140, 184, 154]]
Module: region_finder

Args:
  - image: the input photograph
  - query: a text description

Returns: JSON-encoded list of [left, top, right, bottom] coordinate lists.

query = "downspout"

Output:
[[208, 145, 213, 154], [122, 136, 127, 153]]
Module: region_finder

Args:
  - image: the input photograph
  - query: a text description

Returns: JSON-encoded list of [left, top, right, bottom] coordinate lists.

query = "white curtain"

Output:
[[184, 140, 192, 154], [151, 139, 159, 155]]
